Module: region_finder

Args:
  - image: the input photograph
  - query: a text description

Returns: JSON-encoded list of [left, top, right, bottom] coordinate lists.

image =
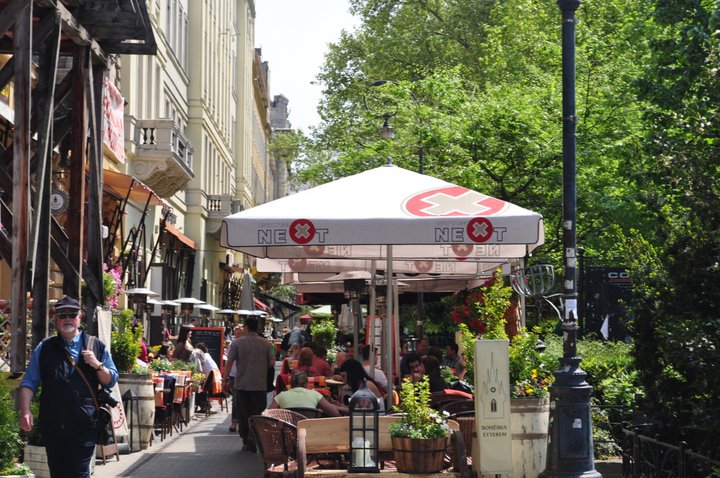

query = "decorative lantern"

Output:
[[348, 380, 380, 473]]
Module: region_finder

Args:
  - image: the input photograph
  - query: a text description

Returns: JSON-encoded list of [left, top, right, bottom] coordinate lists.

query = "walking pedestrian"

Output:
[[223, 316, 275, 452], [18, 295, 119, 478]]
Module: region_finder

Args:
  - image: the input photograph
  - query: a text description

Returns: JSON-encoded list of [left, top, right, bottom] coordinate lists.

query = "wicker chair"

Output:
[[285, 407, 323, 418], [441, 399, 475, 416], [429, 391, 471, 410], [448, 409, 476, 468], [263, 408, 309, 427], [249, 415, 298, 477]]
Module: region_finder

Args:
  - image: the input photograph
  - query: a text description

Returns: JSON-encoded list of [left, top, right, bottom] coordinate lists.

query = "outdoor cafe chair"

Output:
[[263, 408, 309, 427], [286, 407, 323, 419], [249, 415, 298, 477], [441, 399, 475, 416]]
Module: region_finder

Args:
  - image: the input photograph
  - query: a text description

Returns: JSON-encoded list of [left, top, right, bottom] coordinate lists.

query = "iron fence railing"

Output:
[[621, 428, 720, 477]]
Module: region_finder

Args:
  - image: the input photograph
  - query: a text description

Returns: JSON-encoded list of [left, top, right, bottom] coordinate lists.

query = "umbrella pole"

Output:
[[368, 261, 377, 382], [385, 246, 394, 411]]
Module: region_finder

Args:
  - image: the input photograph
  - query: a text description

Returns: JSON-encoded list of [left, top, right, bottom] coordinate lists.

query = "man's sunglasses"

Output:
[[55, 313, 78, 319]]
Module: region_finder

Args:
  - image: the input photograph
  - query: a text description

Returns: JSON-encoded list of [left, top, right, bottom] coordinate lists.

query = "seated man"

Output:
[[269, 370, 347, 417], [441, 342, 466, 379]]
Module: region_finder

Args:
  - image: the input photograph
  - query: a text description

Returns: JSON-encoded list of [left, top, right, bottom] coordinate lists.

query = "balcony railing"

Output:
[[130, 118, 194, 197], [206, 195, 242, 235]]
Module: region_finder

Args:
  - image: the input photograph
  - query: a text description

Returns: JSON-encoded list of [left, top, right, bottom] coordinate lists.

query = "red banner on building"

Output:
[[102, 76, 125, 163]]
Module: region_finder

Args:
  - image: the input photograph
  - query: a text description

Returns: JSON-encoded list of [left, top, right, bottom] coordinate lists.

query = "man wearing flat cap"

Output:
[[19, 295, 119, 478]]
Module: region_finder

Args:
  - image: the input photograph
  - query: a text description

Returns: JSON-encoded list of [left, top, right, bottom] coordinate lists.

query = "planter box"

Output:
[[510, 397, 550, 478], [23, 445, 49, 478], [24, 445, 95, 477]]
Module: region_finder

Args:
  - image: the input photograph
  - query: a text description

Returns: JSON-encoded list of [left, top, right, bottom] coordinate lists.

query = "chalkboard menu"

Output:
[[189, 327, 225, 373]]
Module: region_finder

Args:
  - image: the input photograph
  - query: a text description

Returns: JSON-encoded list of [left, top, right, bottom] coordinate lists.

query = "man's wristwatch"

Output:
[[95, 364, 105, 372]]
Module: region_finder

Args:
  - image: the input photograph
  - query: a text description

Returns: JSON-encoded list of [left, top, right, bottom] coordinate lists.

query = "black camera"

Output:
[[97, 388, 119, 408]]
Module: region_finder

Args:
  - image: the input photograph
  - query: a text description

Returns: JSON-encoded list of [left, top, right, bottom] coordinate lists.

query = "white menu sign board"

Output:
[[474, 339, 513, 474]]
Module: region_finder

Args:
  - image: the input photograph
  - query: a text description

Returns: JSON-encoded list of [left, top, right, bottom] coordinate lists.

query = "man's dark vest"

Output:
[[39, 331, 106, 435]]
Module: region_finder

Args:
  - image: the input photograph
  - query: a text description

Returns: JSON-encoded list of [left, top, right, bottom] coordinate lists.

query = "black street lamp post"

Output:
[[540, 1, 601, 477]]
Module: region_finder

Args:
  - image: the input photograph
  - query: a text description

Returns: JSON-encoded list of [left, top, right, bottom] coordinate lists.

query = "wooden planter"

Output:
[[391, 436, 448, 473], [117, 374, 155, 451], [23, 445, 49, 478], [24, 444, 95, 477], [510, 397, 550, 478]]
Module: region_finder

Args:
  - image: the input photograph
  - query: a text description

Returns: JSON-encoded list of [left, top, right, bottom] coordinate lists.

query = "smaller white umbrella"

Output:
[[218, 309, 237, 315], [162, 300, 180, 307], [236, 309, 253, 315], [147, 298, 163, 305], [123, 287, 160, 296], [197, 304, 220, 312], [174, 297, 205, 304]]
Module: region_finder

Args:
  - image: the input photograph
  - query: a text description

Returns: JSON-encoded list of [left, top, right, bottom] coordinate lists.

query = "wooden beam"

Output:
[[65, 45, 87, 299], [0, 9, 60, 94], [0, 0, 29, 40], [30, 13, 61, 346], [55, 1, 107, 64], [83, 61, 106, 333], [11, 2, 32, 374]]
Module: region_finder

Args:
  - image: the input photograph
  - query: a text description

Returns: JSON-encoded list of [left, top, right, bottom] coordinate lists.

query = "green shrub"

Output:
[[111, 308, 142, 373], [310, 318, 336, 350], [0, 376, 24, 473]]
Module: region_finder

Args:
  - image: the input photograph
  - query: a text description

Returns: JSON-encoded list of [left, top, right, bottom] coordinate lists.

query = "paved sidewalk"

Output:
[[94, 408, 265, 477]]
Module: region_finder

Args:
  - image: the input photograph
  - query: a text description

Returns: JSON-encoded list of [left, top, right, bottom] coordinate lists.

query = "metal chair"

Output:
[[263, 408, 309, 427], [249, 415, 298, 477], [198, 370, 228, 416]]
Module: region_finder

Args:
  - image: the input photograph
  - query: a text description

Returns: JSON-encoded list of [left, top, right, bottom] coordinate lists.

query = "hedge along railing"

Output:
[[621, 428, 720, 477]]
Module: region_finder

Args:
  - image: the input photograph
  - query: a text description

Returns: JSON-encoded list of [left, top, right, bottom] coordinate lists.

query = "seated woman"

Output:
[[296, 347, 320, 376], [338, 359, 385, 412], [269, 370, 347, 417], [421, 355, 448, 393]]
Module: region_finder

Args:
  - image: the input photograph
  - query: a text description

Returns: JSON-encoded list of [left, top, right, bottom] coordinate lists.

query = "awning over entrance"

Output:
[[164, 223, 197, 250], [103, 169, 167, 208], [254, 297, 271, 312]]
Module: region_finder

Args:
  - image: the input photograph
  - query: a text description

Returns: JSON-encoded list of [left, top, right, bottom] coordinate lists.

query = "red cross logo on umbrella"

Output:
[[404, 186, 507, 217], [289, 219, 315, 244], [452, 244, 474, 258], [467, 217, 493, 243], [414, 260, 434, 273]]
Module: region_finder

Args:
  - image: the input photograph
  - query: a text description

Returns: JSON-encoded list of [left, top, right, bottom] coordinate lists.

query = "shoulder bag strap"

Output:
[[62, 347, 102, 412]]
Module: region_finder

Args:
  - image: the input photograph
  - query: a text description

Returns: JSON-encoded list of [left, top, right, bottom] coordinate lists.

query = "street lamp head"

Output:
[[379, 116, 394, 140]]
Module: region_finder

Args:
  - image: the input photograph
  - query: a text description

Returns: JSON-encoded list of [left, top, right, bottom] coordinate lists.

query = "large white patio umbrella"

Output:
[[220, 164, 545, 408], [220, 165, 543, 260]]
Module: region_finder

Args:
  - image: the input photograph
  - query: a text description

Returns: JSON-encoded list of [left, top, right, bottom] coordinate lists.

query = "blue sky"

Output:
[[255, 0, 359, 132]]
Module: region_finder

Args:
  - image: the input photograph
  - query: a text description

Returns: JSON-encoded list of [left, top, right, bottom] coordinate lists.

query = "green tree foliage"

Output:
[[299, 0, 655, 263], [619, 0, 720, 457]]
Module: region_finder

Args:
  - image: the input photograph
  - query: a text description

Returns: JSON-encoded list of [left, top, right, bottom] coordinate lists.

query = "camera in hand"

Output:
[[97, 388, 119, 407]]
